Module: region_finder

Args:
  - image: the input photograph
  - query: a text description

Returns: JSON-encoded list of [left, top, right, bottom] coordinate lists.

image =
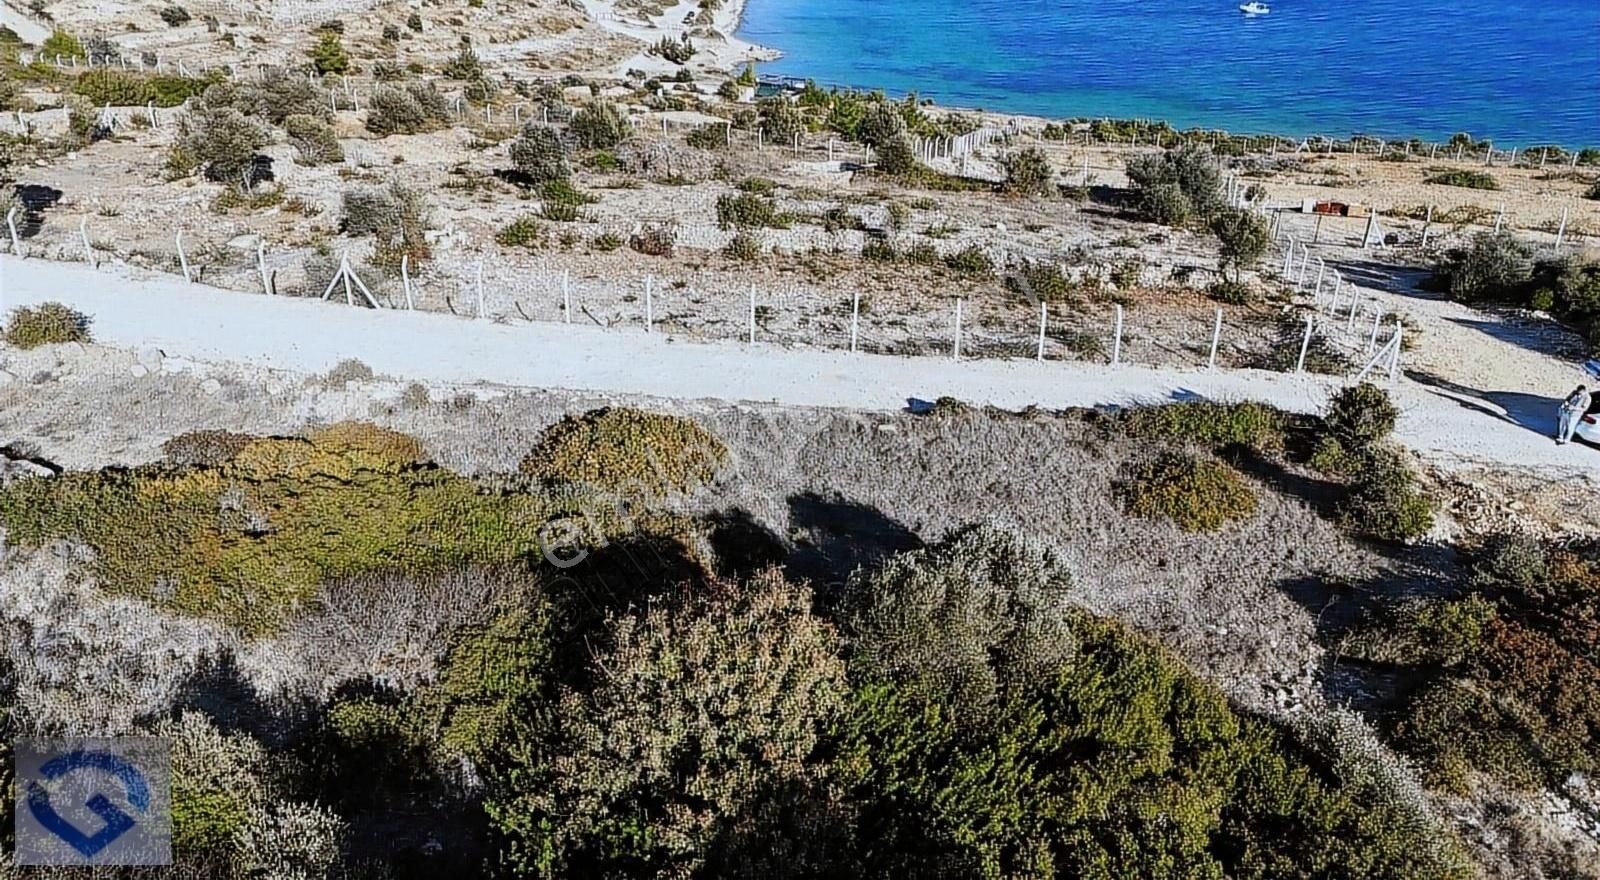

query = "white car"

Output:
[[1574, 361, 1600, 445]]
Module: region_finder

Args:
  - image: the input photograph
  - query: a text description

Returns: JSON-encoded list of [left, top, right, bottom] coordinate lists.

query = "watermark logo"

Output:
[[13, 738, 171, 866]]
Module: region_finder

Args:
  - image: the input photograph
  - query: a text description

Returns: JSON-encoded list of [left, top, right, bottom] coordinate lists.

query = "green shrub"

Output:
[[856, 101, 906, 149], [569, 101, 628, 150], [341, 183, 426, 239], [1001, 146, 1053, 196], [159, 5, 191, 26], [518, 407, 726, 497], [488, 570, 845, 878], [308, 31, 349, 75], [0, 424, 577, 632], [649, 33, 697, 64], [757, 96, 805, 144], [861, 238, 896, 262], [41, 30, 85, 61], [538, 179, 592, 222], [406, 11, 423, 30], [942, 244, 993, 275], [873, 134, 917, 175], [174, 106, 268, 190], [723, 230, 762, 261], [232, 67, 332, 123], [365, 82, 449, 135], [1210, 207, 1270, 281], [283, 113, 342, 165], [72, 69, 153, 106], [1126, 144, 1221, 223], [685, 123, 728, 149], [1424, 169, 1499, 190], [1122, 451, 1258, 532], [1324, 382, 1399, 449], [506, 123, 568, 181], [495, 216, 544, 249], [1004, 259, 1075, 302], [715, 191, 787, 230], [590, 231, 622, 251], [1338, 448, 1434, 542], [1586, 180, 1600, 201], [843, 525, 1076, 712], [736, 175, 774, 194], [3, 302, 92, 348], [1208, 279, 1253, 304], [1116, 400, 1287, 452], [1431, 231, 1536, 302]]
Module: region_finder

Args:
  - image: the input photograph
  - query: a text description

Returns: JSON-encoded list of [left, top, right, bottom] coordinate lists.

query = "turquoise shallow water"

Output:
[[736, 0, 1600, 146]]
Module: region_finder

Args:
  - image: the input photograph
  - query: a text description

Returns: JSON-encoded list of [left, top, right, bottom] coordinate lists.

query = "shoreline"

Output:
[[578, 0, 1596, 151]]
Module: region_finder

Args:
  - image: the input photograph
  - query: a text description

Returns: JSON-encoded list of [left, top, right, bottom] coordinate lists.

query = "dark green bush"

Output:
[[856, 101, 906, 149], [1001, 146, 1054, 196], [756, 96, 805, 144], [1338, 448, 1434, 542], [175, 106, 268, 191], [684, 123, 728, 149], [1324, 382, 1399, 449], [1208, 279, 1253, 304], [3, 302, 92, 348], [495, 216, 544, 249], [508, 123, 568, 181], [1210, 207, 1270, 281], [942, 244, 992, 275], [715, 191, 787, 230], [1431, 231, 1534, 302], [1004, 259, 1075, 302], [1424, 169, 1499, 190], [308, 31, 349, 75], [365, 82, 449, 135], [722, 230, 762, 261], [1125, 144, 1221, 223], [159, 5, 191, 26], [569, 101, 628, 150]]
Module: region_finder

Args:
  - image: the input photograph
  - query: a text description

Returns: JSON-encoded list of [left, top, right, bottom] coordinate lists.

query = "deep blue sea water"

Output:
[[736, 0, 1600, 146]]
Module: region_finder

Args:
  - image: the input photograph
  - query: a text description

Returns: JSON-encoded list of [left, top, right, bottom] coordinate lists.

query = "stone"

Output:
[[130, 364, 148, 378], [200, 378, 222, 394]]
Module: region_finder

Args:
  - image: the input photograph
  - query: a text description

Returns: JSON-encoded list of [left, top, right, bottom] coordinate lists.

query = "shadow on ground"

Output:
[[1407, 369, 1562, 439]]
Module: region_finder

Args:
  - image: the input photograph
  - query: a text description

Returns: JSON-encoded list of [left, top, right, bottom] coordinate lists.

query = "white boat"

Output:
[[1239, 2, 1270, 14]]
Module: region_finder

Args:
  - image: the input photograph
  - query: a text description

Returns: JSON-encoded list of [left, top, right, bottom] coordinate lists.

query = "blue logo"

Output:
[[14, 737, 171, 866], [25, 751, 151, 857]]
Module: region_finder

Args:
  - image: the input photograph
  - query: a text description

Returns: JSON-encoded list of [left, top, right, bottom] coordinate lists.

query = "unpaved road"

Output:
[[4, 255, 1597, 478]]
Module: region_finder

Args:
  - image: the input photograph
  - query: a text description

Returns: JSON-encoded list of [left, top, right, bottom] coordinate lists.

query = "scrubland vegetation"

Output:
[[15, 381, 1578, 877]]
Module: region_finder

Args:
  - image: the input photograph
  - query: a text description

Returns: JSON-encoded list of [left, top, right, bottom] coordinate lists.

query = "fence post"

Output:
[[402, 254, 414, 309], [257, 240, 271, 294], [1036, 302, 1047, 361], [563, 270, 571, 323], [78, 218, 93, 267], [850, 289, 860, 353], [952, 299, 963, 360], [748, 285, 756, 343], [1295, 316, 1313, 373], [1420, 204, 1434, 249], [1367, 310, 1382, 354], [1494, 204, 1504, 232], [176, 230, 191, 282], [1347, 292, 1360, 332], [1555, 207, 1569, 253], [1313, 259, 1326, 299], [1282, 235, 1295, 275], [5, 207, 18, 256], [1207, 308, 1222, 369], [645, 275, 653, 333], [475, 261, 485, 319], [1387, 324, 1403, 381], [1111, 303, 1123, 365]]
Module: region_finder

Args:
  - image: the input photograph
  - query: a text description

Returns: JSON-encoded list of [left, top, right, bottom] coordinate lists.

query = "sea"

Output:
[[735, 0, 1600, 147]]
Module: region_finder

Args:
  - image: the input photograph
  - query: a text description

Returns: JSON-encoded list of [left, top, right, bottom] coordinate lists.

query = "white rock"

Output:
[[200, 378, 222, 394], [130, 364, 148, 378], [136, 346, 164, 368]]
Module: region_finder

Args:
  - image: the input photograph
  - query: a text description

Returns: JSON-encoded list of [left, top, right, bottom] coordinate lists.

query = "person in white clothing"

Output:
[[1557, 384, 1591, 445]]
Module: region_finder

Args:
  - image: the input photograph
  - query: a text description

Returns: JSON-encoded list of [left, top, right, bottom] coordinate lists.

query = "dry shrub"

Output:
[[519, 407, 725, 497], [319, 356, 376, 385], [843, 524, 1075, 713], [162, 429, 257, 467], [3, 302, 92, 348], [629, 222, 676, 257], [284, 113, 343, 165], [1324, 382, 1398, 450], [307, 420, 427, 466], [1122, 451, 1257, 532]]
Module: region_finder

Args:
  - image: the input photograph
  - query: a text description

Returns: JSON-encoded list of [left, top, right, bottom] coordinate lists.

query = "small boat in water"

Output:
[[1239, 2, 1270, 14]]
